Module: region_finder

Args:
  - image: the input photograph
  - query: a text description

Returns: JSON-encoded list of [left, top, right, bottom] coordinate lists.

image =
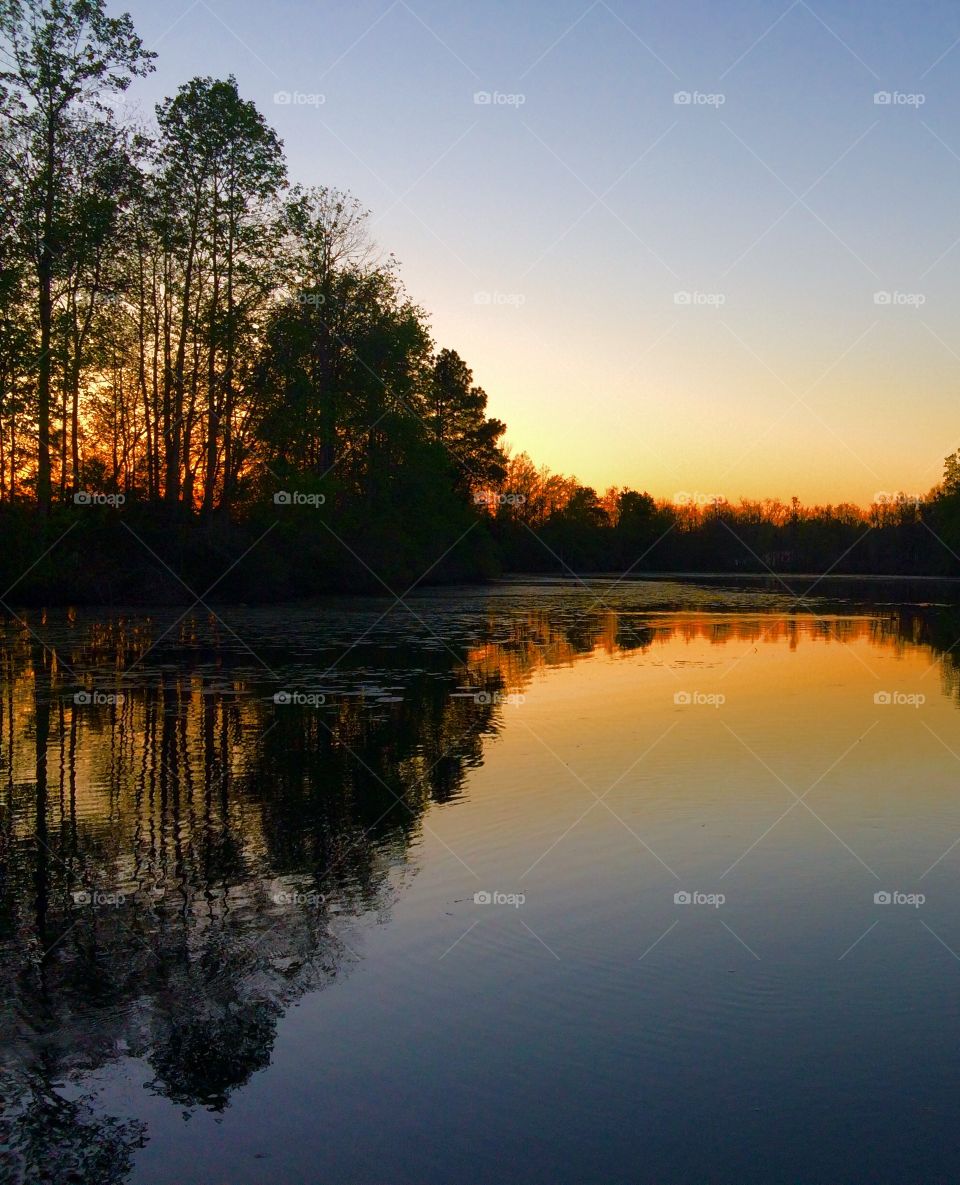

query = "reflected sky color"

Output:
[[6, 582, 960, 1181], [114, 0, 960, 504]]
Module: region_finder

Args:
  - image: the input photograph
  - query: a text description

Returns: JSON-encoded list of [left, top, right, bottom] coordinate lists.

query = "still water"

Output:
[[3, 577, 960, 1184]]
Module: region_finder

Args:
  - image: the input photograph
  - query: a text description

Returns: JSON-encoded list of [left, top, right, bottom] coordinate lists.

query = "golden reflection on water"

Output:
[[2, 602, 960, 1181]]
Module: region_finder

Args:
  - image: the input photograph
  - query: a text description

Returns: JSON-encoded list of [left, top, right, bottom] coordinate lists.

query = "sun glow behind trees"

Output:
[[0, 0, 507, 523]]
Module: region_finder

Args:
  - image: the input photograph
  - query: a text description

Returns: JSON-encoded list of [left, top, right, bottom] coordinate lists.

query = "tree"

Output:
[[153, 75, 285, 515], [614, 488, 666, 569], [0, 0, 154, 511], [251, 189, 374, 478], [54, 118, 139, 495], [427, 347, 506, 496]]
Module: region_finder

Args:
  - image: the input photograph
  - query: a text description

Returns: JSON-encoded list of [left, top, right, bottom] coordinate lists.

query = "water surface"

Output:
[[3, 578, 960, 1183]]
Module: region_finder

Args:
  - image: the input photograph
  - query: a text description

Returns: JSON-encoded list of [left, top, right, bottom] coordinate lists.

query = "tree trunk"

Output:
[[36, 115, 57, 514]]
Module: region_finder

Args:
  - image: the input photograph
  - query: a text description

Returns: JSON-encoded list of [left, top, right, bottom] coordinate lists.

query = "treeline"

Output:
[[0, 0, 507, 597], [488, 454, 960, 577], [1, 0, 959, 601]]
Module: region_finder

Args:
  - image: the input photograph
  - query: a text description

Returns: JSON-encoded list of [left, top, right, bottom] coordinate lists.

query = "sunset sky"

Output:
[[121, 0, 960, 505]]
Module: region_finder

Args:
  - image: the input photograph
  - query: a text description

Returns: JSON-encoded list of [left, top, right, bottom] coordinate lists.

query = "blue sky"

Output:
[[119, 0, 960, 503]]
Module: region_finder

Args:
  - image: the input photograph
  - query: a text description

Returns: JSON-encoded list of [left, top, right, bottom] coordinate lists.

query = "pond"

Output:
[[3, 577, 960, 1184]]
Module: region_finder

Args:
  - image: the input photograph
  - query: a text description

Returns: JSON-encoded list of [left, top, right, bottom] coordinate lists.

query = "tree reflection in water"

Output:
[[1, 599, 959, 1180]]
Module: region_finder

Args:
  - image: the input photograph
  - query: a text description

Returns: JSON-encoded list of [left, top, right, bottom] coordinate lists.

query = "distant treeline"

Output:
[[1, 0, 959, 602], [487, 463, 960, 578]]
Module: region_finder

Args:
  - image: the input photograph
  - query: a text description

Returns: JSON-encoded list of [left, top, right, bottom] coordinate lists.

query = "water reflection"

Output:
[[2, 592, 960, 1181]]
